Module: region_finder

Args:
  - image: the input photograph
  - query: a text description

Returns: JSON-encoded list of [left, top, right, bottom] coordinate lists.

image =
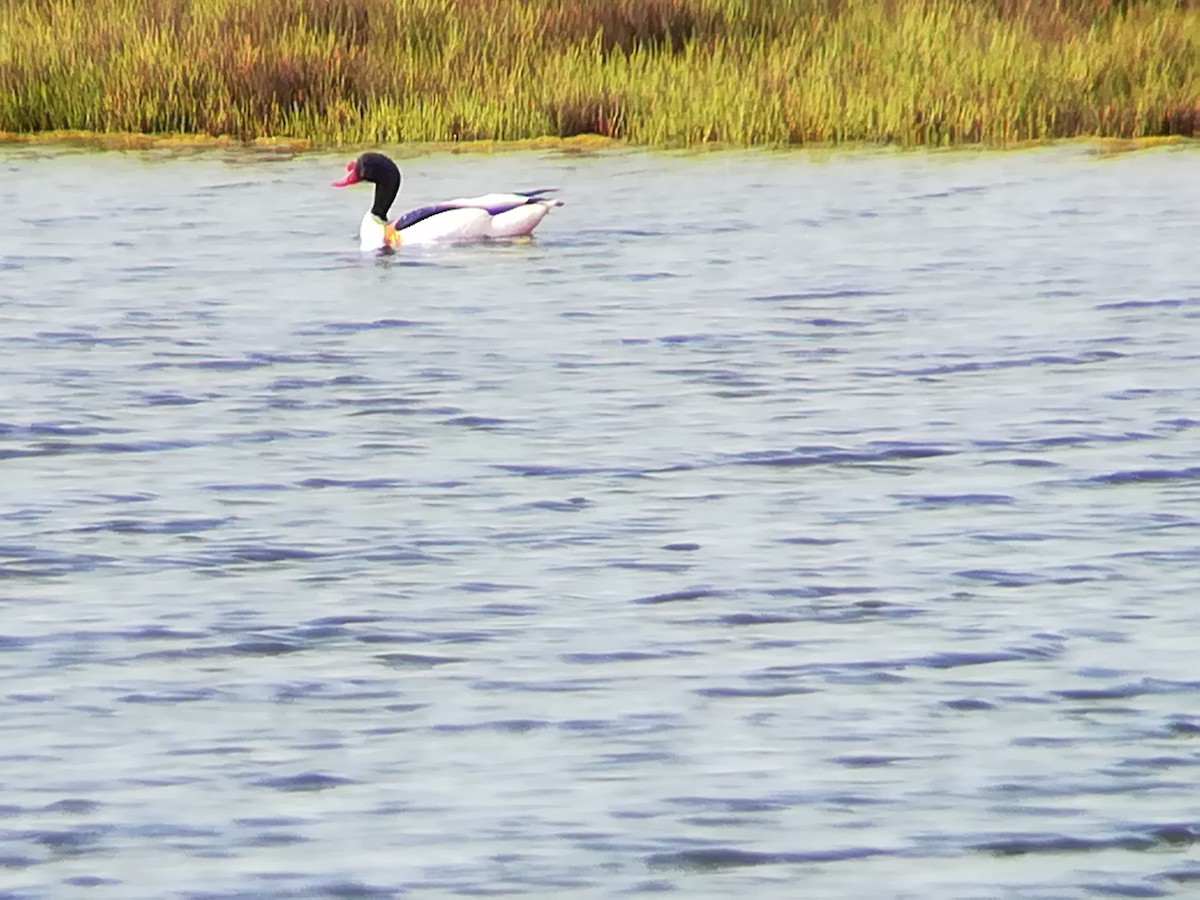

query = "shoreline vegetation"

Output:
[[1, 0, 1197, 151]]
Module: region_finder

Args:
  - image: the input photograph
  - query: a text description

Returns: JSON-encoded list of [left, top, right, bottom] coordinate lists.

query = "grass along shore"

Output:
[[1, 0, 1197, 149]]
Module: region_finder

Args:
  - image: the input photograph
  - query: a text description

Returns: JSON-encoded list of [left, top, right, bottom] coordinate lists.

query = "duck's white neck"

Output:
[[359, 213, 388, 252]]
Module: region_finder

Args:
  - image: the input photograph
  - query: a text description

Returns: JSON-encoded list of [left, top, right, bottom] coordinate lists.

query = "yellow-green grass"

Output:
[[1, 0, 1196, 149]]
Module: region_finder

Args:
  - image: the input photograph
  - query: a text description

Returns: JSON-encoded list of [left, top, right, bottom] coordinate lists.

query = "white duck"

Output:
[[332, 152, 563, 251]]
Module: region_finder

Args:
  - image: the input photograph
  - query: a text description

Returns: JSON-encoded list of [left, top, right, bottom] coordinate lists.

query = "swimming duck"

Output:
[[332, 152, 562, 251]]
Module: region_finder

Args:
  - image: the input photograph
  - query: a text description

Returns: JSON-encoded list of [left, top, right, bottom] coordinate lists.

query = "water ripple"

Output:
[[0, 144, 1196, 898]]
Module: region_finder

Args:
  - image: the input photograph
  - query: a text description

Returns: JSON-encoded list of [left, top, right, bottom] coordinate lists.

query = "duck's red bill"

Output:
[[332, 161, 359, 187]]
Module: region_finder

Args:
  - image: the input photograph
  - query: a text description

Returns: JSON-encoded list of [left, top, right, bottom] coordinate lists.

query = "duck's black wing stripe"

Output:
[[392, 203, 461, 231]]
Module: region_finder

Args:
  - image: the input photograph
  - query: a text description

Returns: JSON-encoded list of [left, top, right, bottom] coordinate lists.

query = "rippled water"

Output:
[[1, 142, 1199, 898]]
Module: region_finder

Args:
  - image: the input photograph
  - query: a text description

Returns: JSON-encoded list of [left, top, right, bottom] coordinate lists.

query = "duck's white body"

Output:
[[357, 192, 563, 251], [334, 152, 562, 252]]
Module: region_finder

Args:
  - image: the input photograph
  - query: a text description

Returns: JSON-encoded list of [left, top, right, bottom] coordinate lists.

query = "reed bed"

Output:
[[1, 0, 1196, 148]]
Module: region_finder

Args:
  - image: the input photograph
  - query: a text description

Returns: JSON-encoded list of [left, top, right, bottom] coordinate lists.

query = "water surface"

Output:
[[1, 143, 1199, 898]]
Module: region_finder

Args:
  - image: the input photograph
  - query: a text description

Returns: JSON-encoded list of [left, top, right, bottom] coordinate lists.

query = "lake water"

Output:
[[1, 141, 1198, 898]]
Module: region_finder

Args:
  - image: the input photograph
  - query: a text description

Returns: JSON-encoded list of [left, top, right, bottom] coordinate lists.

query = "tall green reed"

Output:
[[0, 0, 1195, 147]]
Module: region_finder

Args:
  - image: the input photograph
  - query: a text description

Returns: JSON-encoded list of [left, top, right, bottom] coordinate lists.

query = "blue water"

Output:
[[1, 142, 1198, 898]]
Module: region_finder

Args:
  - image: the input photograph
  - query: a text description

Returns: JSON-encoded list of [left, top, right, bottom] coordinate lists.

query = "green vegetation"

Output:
[[1, 0, 1196, 148]]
